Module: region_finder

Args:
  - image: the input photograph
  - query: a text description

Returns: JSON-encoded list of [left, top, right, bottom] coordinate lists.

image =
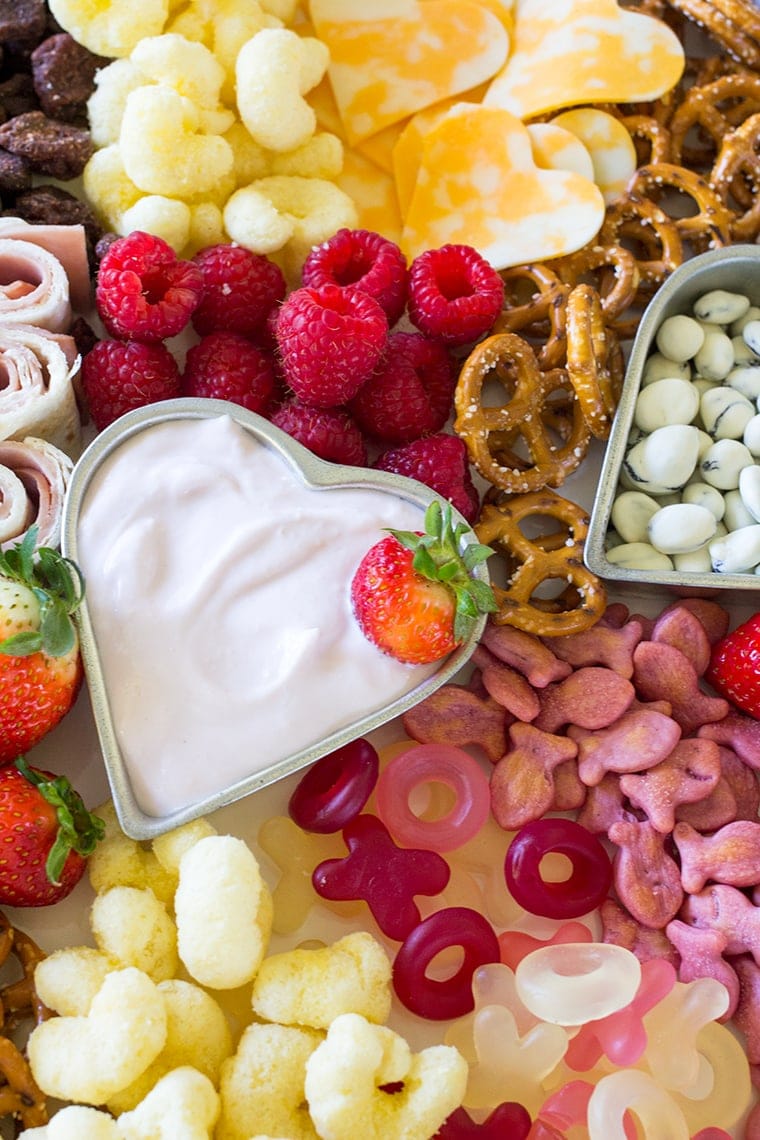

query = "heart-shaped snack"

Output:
[[484, 0, 685, 121], [308, 0, 510, 143], [401, 103, 605, 268], [63, 400, 488, 838]]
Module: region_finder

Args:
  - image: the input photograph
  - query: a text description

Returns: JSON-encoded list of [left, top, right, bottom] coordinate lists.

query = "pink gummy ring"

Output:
[[375, 743, 490, 852]]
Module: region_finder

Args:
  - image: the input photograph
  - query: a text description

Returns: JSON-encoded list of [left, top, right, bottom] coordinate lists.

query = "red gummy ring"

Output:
[[288, 738, 379, 833], [392, 906, 500, 1020], [504, 817, 613, 920], [375, 743, 490, 852]]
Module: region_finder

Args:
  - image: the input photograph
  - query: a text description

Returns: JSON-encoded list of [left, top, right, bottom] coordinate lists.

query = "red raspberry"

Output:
[[374, 434, 480, 523], [407, 244, 504, 347], [349, 331, 456, 444], [182, 331, 275, 414], [271, 400, 367, 466], [191, 244, 286, 337], [82, 339, 181, 430], [301, 228, 408, 326], [275, 284, 388, 408], [95, 231, 203, 343]]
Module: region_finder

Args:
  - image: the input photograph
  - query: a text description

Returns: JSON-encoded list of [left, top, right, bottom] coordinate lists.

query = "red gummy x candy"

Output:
[[312, 813, 450, 941], [435, 1102, 532, 1138]]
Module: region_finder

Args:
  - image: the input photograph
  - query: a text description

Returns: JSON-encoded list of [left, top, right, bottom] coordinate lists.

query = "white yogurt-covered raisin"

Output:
[[641, 352, 692, 384], [611, 491, 662, 543], [700, 438, 754, 490], [739, 464, 760, 522], [710, 525, 760, 572], [634, 378, 699, 432], [606, 542, 675, 571], [700, 386, 755, 439], [694, 289, 751, 325], [743, 320, 760, 357], [647, 503, 717, 554], [723, 488, 755, 531], [656, 315, 705, 363], [624, 424, 700, 493], [682, 482, 725, 521], [694, 329, 735, 381]]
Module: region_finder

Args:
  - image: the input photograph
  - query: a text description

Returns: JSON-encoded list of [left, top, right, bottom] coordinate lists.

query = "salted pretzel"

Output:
[[552, 244, 641, 326], [565, 284, 624, 441], [494, 264, 570, 369], [619, 113, 674, 165], [624, 162, 734, 252], [710, 113, 760, 242], [475, 490, 607, 637], [0, 913, 49, 1131], [599, 196, 683, 336], [664, 0, 760, 70], [454, 333, 590, 495], [669, 73, 760, 171]]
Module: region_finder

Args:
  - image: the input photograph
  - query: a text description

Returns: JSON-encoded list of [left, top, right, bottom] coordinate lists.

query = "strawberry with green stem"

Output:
[[0, 527, 85, 764], [0, 756, 104, 906], [351, 500, 497, 665]]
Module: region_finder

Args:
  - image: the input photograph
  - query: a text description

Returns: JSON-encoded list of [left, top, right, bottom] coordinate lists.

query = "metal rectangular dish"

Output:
[[585, 243, 760, 594]]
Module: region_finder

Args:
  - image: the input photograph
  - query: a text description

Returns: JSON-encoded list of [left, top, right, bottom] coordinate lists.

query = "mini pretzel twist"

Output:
[[494, 264, 570, 369], [454, 333, 590, 495], [552, 244, 641, 325], [663, 0, 760, 70], [710, 112, 760, 242], [599, 196, 683, 337], [619, 113, 674, 165], [475, 490, 607, 637], [0, 913, 50, 1131], [624, 162, 734, 252], [565, 284, 624, 441], [669, 73, 760, 171]]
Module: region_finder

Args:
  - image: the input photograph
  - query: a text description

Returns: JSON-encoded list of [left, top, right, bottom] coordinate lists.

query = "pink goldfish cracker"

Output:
[[673, 819, 760, 893], [490, 722, 578, 831], [608, 818, 683, 929]]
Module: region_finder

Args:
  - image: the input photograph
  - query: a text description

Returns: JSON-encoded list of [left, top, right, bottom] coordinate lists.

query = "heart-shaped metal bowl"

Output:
[[62, 398, 489, 839], [585, 243, 760, 595]]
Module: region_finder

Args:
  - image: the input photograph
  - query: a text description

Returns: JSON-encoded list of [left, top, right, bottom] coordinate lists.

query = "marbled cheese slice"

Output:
[[551, 108, 638, 204], [484, 0, 684, 120], [526, 122, 595, 182], [401, 103, 605, 269], [335, 150, 403, 245], [309, 0, 509, 144]]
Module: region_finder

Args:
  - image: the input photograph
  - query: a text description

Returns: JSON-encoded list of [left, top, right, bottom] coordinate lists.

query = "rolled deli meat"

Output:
[[0, 436, 74, 549]]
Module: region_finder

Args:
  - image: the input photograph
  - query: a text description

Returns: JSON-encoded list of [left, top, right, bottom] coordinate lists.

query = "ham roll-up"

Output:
[[0, 218, 91, 331], [0, 326, 82, 457], [0, 437, 73, 549]]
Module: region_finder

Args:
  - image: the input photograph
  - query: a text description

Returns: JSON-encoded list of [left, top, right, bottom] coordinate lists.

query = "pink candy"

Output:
[[375, 742, 491, 853]]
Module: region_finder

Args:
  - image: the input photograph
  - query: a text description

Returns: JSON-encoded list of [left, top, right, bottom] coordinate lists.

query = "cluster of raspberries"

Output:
[[82, 228, 506, 523]]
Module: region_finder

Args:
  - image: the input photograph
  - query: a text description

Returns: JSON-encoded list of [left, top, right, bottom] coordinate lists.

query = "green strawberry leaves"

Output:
[[388, 500, 497, 643], [0, 526, 85, 658], [15, 756, 104, 886]]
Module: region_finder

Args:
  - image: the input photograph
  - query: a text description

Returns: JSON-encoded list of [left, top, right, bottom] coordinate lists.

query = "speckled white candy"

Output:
[[634, 378, 699, 432], [700, 386, 755, 440]]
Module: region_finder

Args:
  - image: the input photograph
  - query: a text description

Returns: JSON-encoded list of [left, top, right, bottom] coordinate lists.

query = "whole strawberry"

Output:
[[351, 501, 496, 665], [0, 756, 104, 906], [0, 528, 84, 763], [705, 613, 760, 717]]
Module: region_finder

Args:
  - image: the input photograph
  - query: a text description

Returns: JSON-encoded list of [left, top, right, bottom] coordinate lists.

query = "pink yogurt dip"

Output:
[[75, 414, 438, 817]]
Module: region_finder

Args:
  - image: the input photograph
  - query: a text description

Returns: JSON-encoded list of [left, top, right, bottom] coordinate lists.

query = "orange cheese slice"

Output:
[[401, 103, 605, 269], [526, 122, 594, 181], [551, 108, 638, 204], [484, 0, 684, 121], [336, 149, 403, 246], [308, 0, 510, 144]]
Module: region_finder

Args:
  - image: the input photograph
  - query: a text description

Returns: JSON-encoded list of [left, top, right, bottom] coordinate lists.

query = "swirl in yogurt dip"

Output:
[[74, 414, 439, 817]]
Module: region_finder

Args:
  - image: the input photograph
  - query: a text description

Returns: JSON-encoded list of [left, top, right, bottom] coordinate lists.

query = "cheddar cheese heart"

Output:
[[401, 103, 605, 269], [308, 0, 510, 144], [551, 108, 638, 204], [484, 0, 684, 120]]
